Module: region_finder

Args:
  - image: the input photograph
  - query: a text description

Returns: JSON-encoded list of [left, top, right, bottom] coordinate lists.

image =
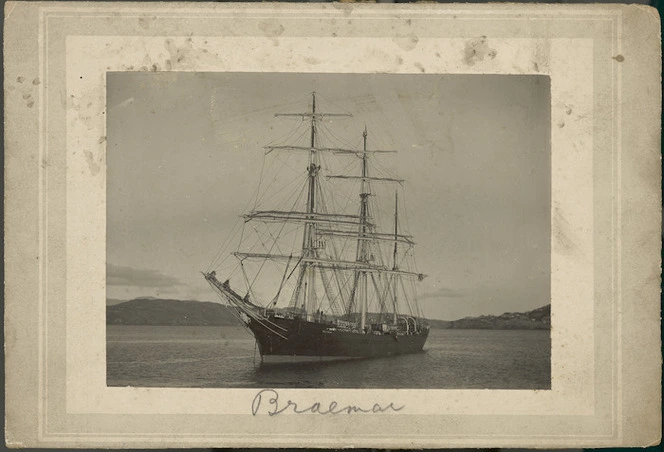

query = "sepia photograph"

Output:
[[4, 2, 660, 448], [106, 72, 551, 389]]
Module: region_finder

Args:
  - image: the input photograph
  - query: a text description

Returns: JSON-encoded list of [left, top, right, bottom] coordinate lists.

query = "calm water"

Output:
[[107, 325, 550, 389]]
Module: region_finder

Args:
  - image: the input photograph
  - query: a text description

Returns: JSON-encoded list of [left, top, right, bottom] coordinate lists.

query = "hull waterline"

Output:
[[248, 316, 429, 361]]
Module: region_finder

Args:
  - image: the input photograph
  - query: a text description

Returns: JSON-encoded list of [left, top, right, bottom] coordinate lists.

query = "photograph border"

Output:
[[4, 2, 661, 448]]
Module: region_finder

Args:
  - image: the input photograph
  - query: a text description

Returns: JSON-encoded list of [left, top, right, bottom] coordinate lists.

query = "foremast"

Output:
[[274, 92, 354, 321], [300, 92, 321, 320]]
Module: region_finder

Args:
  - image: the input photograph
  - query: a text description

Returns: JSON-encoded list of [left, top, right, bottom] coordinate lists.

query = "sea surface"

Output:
[[107, 325, 550, 389]]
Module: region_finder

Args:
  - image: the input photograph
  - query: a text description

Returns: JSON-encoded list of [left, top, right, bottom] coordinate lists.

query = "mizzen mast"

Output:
[[392, 191, 399, 325]]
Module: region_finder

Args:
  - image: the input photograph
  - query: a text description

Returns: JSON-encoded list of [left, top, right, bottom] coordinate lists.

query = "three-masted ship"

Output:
[[204, 92, 429, 362]]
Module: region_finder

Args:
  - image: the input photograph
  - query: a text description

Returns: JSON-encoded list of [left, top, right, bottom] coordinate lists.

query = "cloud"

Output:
[[107, 263, 183, 288], [419, 287, 464, 300]]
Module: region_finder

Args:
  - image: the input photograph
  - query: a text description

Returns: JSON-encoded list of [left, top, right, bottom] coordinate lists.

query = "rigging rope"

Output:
[[252, 155, 267, 211], [206, 217, 242, 272], [269, 253, 293, 307], [246, 178, 307, 294], [205, 96, 424, 326]]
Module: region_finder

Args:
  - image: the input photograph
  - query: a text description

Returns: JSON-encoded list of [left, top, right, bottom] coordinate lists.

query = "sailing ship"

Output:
[[203, 92, 429, 362]]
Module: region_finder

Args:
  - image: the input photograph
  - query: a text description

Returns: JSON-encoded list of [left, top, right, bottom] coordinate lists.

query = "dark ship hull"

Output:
[[204, 274, 429, 362], [248, 315, 429, 362]]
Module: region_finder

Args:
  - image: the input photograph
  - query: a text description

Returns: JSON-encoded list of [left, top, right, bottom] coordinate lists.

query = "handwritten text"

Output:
[[251, 389, 405, 416]]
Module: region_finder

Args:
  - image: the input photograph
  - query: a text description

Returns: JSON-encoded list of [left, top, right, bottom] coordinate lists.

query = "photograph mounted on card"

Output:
[[4, 2, 661, 448]]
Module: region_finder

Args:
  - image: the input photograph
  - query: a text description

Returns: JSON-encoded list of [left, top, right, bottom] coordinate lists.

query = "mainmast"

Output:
[[358, 127, 370, 330]]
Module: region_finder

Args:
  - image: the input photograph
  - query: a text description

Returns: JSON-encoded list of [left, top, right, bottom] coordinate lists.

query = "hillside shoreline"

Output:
[[106, 298, 551, 330]]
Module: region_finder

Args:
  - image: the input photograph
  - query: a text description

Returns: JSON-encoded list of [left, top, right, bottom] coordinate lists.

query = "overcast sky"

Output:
[[106, 72, 550, 320]]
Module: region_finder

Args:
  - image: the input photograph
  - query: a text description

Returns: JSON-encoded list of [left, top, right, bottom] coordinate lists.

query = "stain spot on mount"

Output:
[[304, 57, 321, 65], [16, 76, 24, 83], [32, 78, 40, 85], [332, 2, 353, 16], [553, 207, 577, 255], [392, 33, 419, 51], [138, 16, 156, 30], [258, 19, 285, 37], [612, 54, 625, 62], [463, 36, 497, 66], [414, 62, 426, 73], [84, 150, 101, 176], [164, 38, 194, 68], [22, 93, 34, 108]]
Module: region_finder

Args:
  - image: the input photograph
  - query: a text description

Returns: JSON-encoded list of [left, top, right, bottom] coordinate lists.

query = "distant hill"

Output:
[[342, 306, 549, 330], [426, 318, 454, 329], [106, 298, 240, 326], [106, 298, 128, 306], [444, 304, 550, 330], [106, 298, 550, 330]]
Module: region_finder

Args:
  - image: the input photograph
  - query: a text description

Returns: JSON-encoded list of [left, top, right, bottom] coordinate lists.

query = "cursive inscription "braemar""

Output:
[[251, 389, 405, 416]]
